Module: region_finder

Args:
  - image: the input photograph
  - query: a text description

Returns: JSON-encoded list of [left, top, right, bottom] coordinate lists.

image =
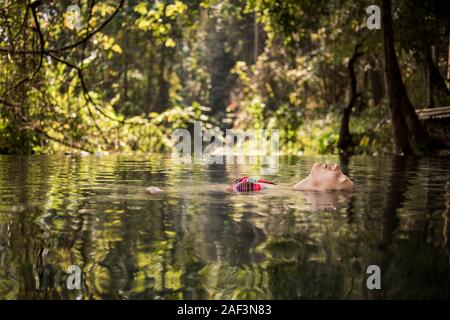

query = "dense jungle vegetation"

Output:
[[0, 0, 450, 155]]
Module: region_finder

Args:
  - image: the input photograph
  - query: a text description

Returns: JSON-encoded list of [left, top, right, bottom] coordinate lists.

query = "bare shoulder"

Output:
[[146, 186, 164, 194]]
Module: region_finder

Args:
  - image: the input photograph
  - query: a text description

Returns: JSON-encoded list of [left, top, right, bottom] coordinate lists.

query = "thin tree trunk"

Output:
[[425, 45, 434, 108], [338, 43, 363, 153], [155, 43, 170, 113], [123, 31, 128, 113], [447, 34, 450, 90], [254, 12, 258, 64], [427, 44, 450, 107], [156, 3, 169, 113], [146, 42, 154, 113], [422, 43, 450, 108], [430, 63, 450, 103], [368, 55, 384, 106]]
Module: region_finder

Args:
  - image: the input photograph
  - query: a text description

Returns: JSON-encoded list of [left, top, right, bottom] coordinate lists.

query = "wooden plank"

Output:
[[416, 106, 450, 120]]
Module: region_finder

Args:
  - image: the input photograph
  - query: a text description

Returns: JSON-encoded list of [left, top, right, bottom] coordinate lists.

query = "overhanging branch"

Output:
[[47, 0, 125, 53], [0, 98, 95, 153]]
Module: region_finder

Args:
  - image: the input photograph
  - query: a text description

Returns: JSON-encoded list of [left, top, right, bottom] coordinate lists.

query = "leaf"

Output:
[[134, 2, 148, 15], [164, 38, 176, 47], [111, 44, 122, 54], [136, 18, 152, 30]]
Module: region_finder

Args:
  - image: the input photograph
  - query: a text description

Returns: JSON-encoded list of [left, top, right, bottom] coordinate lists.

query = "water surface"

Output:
[[0, 155, 449, 299]]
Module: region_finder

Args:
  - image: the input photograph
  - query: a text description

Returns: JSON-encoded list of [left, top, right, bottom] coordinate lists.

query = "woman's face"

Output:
[[308, 162, 355, 190]]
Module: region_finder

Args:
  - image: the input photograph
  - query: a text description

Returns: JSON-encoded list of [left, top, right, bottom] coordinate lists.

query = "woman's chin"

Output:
[[294, 176, 332, 191], [294, 178, 311, 190]]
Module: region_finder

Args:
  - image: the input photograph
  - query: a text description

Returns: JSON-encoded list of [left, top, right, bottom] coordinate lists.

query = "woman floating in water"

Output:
[[146, 162, 355, 194], [226, 162, 354, 192]]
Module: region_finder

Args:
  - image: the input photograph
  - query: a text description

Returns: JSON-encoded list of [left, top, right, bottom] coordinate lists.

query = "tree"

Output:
[[381, 0, 429, 155], [394, 0, 450, 108], [338, 43, 363, 153]]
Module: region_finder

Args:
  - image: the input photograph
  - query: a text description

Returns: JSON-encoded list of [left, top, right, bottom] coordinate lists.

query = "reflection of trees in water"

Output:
[[1, 156, 450, 299], [257, 156, 450, 299], [376, 156, 450, 299], [443, 182, 450, 262], [169, 166, 268, 299], [375, 156, 417, 299], [2, 157, 65, 299]]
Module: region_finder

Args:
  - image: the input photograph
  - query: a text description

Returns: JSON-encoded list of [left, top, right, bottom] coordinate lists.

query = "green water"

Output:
[[0, 154, 449, 299]]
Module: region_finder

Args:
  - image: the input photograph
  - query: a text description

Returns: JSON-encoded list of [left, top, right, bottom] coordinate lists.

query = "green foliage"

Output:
[[0, 0, 447, 155]]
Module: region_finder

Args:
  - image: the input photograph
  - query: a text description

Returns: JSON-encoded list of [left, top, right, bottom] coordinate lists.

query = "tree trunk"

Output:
[[338, 44, 363, 153], [431, 65, 450, 106], [155, 3, 169, 113], [381, 0, 429, 155], [425, 44, 450, 107], [425, 45, 434, 108], [146, 44, 154, 114], [447, 34, 450, 90], [401, 86, 430, 151], [123, 31, 129, 113], [429, 47, 450, 107], [368, 55, 384, 106], [156, 44, 169, 113], [254, 12, 259, 64]]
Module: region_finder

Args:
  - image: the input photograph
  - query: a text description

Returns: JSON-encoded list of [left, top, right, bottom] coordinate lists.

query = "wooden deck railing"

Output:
[[416, 106, 450, 120]]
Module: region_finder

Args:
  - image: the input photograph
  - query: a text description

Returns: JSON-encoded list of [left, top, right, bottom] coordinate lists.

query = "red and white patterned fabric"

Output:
[[227, 176, 276, 192]]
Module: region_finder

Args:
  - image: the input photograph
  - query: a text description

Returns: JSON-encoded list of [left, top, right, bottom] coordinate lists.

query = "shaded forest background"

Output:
[[0, 0, 450, 155]]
